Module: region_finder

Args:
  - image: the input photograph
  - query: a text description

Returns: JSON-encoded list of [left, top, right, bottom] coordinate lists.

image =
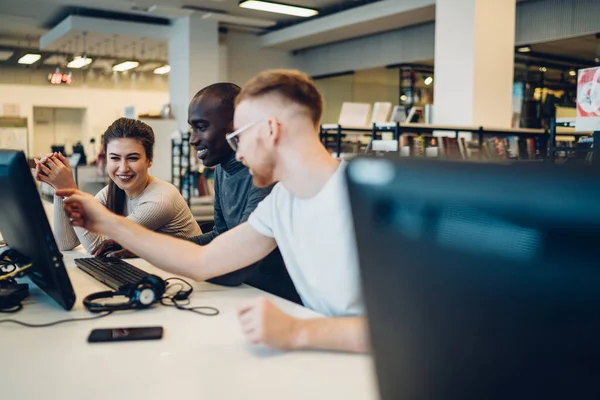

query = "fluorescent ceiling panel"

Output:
[[18, 53, 41, 64], [153, 65, 171, 75], [113, 61, 139, 72], [239, 1, 318, 17], [67, 56, 92, 68]]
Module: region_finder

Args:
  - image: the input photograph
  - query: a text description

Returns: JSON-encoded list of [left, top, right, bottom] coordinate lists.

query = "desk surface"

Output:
[[3, 203, 378, 400]]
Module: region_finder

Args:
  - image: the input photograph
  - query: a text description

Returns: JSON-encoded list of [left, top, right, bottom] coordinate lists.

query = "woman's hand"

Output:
[[34, 152, 78, 191], [92, 239, 138, 259]]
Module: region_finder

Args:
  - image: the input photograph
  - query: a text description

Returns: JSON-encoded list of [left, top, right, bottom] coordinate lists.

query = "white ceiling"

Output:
[[0, 0, 373, 60], [0, 0, 595, 72], [0, 0, 360, 41], [261, 0, 435, 50]]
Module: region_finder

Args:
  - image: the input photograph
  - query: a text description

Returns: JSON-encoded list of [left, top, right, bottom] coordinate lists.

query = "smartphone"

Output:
[[88, 326, 163, 343]]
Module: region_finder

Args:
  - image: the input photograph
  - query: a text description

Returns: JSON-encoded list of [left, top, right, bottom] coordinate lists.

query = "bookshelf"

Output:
[[171, 131, 192, 206], [320, 121, 597, 166], [320, 123, 545, 159], [170, 131, 218, 225], [548, 118, 596, 166]]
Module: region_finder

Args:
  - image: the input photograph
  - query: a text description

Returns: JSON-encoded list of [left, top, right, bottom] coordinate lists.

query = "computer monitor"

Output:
[[71, 142, 87, 166], [0, 150, 76, 310], [51, 145, 65, 154], [346, 157, 600, 399]]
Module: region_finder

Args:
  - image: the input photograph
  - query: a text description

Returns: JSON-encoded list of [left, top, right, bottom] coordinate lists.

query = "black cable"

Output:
[[178, 305, 219, 316], [161, 277, 219, 316], [0, 276, 220, 327], [161, 297, 220, 316], [0, 311, 113, 328]]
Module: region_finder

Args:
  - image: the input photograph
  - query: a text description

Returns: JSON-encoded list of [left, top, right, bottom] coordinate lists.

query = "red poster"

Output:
[[576, 67, 600, 131]]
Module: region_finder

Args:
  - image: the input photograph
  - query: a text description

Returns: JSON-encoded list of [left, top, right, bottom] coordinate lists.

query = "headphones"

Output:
[[83, 275, 166, 313]]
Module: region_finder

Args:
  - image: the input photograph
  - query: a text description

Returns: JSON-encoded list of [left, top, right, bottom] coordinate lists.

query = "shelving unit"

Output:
[[171, 131, 192, 206], [321, 120, 597, 166], [548, 118, 596, 166], [321, 122, 546, 159]]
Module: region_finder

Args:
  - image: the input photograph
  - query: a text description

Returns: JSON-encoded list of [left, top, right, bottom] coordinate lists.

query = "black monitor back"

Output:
[[72, 142, 86, 165], [346, 157, 600, 399], [0, 150, 75, 310], [51, 145, 65, 154]]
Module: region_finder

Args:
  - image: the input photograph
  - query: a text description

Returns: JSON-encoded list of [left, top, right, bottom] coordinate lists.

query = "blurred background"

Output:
[[0, 0, 597, 227]]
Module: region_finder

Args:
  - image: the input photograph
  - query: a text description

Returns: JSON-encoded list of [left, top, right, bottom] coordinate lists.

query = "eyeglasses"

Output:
[[225, 117, 265, 151]]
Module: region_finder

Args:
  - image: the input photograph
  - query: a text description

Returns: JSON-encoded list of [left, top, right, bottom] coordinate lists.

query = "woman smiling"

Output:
[[34, 117, 201, 256]]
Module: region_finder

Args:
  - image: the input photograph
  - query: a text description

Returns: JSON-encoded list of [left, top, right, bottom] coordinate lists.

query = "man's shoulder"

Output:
[[261, 182, 290, 205]]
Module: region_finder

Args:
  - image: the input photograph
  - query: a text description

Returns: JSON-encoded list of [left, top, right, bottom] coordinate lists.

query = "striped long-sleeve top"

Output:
[[53, 177, 202, 252]]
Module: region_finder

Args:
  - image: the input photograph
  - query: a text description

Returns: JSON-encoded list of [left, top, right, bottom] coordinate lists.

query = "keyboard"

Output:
[[74, 257, 149, 291]]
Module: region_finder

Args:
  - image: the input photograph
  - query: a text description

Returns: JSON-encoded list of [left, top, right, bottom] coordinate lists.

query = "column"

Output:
[[433, 0, 516, 129], [169, 15, 220, 132]]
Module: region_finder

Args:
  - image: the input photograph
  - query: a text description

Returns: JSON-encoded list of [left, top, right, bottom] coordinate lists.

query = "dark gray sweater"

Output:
[[190, 155, 301, 304], [191, 155, 271, 245]]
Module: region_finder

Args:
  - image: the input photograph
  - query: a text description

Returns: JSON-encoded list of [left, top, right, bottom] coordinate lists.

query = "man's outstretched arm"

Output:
[[57, 189, 276, 282]]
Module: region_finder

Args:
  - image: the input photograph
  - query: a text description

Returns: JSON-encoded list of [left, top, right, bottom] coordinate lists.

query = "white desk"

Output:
[[2, 203, 379, 399]]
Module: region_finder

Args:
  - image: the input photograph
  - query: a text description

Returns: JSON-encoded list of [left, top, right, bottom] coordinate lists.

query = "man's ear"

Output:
[[267, 117, 281, 145]]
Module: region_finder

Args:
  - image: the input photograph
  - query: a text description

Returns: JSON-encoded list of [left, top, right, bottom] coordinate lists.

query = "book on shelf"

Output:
[[392, 133, 557, 162], [505, 136, 519, 159], [405, 106, 423, 123], [476, 136, 538, 160], [413, 136, 425, 157], [425, 137, 439, 158], [195, 170, 215, 197], [441, 137, 462, 159]]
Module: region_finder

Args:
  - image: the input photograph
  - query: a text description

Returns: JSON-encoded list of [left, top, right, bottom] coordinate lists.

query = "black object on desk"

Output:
[[347, 157, 600, 400], [0, 150, 76, 311], [75, 257, 150, 291], [88, 326, 163, 343]]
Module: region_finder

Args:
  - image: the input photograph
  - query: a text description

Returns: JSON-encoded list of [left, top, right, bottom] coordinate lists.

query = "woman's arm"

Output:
[[52, 196, 82, 251], [35, 152, 82, 251]]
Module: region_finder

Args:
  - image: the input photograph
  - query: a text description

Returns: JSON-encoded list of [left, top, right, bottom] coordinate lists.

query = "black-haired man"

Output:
[[187, 83, 300, 304]]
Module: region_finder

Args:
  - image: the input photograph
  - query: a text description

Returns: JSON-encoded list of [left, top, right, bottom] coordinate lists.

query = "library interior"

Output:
[[0, 0, 599, 399]]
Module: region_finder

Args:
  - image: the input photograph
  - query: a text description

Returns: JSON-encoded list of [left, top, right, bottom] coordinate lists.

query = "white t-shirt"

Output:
[[248, 162, 363, 317]]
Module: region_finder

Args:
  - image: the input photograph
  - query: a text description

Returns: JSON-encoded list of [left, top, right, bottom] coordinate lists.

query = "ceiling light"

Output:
[[0, 50, 14, 61], [517, 46, 531, 53], [239, 0, 318, 17], [18, 54, 41, 65], [153, 65, 171, 75], [112, 61, 139, 72], [67, 56, 92, 69], [424, 76, 433, 85], [569, 70, 576, 76]]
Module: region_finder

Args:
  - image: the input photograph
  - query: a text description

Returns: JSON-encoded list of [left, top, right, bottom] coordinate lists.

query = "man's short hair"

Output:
[[193, 82, 241, 114], [236, 69, 323, 126]]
